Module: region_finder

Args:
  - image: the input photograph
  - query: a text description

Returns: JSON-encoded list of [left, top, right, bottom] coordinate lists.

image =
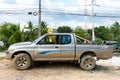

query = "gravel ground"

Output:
[[0, 57, 120, 80]]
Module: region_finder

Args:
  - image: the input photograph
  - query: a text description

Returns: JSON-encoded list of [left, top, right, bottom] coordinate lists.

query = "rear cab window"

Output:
[[60, 35, 71, 44]]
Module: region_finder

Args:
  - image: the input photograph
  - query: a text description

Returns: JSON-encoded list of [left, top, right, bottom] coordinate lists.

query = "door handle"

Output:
[[55, 46, 59, 48]]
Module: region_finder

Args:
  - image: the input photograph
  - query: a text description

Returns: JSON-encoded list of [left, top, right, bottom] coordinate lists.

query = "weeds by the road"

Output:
[[0, 57, 5, 60], [0, 46, 7, 52], [114, 53, 120, 57]]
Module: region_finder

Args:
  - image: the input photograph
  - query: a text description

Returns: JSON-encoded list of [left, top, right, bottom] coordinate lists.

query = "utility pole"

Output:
[[92, 0, 95, 42], [38, 0, 41, 37]]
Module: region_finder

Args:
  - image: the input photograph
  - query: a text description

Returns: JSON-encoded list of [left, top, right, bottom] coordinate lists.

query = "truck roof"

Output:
[[44, 33, 92, 44], [45, 33, 74, 35]]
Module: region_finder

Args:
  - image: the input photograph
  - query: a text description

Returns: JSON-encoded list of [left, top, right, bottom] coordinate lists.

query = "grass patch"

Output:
[[114, 53, 120, 56], [0, 46, 7, 52], [0, 57, 5, 60]]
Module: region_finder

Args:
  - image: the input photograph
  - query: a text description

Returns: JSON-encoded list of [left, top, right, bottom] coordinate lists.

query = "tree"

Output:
[[95, 38, 103, 45], [41, 21, 48, 35], [94, 26, 112, 40], [88, 26, 114, 41], [23, 21, 48, 41], [73, 27, 86, 38], [87, 29, 92, 40], [110, 22, 120, 42], [23, 21, 35, 41], [0, 22, 23, 47], [57, 26, 73, 33]]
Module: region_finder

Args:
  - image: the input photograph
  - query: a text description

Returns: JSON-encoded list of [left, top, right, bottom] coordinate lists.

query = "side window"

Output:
[[38, 35, 60, 45], [60, 35, 71, 44]]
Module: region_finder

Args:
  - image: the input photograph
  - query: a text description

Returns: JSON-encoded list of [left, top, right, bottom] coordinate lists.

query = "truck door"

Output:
[[34, 35, 61, 60], [60, 35, 75, 60]]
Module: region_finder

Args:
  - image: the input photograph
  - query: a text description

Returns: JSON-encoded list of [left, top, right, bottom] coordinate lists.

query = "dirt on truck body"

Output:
[[6, 33, 114, 70]]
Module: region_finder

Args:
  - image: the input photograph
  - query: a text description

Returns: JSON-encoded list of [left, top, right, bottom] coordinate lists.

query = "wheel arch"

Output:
[[80, 51, 96, 58], [78, 51, 96, 63], [11, 51, 32, 60]]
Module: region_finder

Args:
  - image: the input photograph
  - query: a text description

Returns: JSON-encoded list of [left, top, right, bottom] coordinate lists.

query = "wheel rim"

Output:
[[83, 58, 94, 68], [17, 57, 28, 67]]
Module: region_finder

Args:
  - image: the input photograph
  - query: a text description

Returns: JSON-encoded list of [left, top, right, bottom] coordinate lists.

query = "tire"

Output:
[[13, 53, 32, 70], [79, 55, 96, 71]]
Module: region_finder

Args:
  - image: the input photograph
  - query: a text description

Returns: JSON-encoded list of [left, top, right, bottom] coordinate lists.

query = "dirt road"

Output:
[[0, 57, 120, 80]]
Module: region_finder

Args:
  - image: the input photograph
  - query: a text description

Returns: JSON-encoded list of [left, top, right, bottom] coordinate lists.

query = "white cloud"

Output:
[[43, 0, 83, 13], [0, 1, 37, 10], [97, 0, 120, 7], [0, 0, 120, 30], [47, 20, 99, 29], [44, 0, 51, 5], [0, 0, 4, 3], [0, 14, 38, 30], [15, 0, 35, 5]]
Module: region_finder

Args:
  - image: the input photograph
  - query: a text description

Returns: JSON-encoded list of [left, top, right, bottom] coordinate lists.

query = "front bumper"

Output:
[[6, 51, 13, 60]]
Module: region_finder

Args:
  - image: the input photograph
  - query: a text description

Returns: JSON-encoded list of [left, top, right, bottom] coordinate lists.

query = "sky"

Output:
[[0, 0, 120, 29]]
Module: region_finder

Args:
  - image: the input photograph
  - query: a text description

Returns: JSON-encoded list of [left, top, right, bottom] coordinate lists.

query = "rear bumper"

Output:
[[98, 46, 114, 60]]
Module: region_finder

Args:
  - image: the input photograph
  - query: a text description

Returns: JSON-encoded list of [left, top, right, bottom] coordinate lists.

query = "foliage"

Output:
[[0, 21, 49, 48], [57, 26, 73, 33], [0, 46, 7, 52], [94, 26, 110, 40], [23, 21, 36, 41], [41, 21, 48, 35], [0, 21, 120, 48], [110, 22, 120, 42], [73, 27, 86, 38], [23, 21, 48, 41], [0, 22, 23, 47], [95, 38, 103, 45], [88, 22, 120, 42], [114, 53, 120, 56], [87, 29, 92, 40]]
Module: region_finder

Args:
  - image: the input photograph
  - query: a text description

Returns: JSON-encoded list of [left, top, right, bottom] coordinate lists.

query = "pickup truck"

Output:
[[6, 33, 114, 70]]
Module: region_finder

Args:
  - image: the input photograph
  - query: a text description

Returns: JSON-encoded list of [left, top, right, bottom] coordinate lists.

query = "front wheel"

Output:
[[79, 55, 96, 71], [13, 53, 32, 70]]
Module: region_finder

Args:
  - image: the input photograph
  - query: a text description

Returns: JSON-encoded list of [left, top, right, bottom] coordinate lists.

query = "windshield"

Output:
[[32, 37, 41, 44], [32, 35, 45, 44]]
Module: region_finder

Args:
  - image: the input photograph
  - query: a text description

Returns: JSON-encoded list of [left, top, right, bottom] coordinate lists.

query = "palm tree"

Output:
[[23, 21, 38, 41], [41, 21, 48, 35], [24, 21, 33, 41], [0, 22, 23, 47]]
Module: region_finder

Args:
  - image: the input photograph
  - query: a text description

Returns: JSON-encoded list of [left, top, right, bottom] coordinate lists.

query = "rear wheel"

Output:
[[79, 55, 96, 71], [13, 53, 32, 70]]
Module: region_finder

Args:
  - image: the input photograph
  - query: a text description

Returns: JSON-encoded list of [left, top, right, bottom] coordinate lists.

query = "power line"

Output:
[[0, 2, 38, 5], [1, 8, 120, 17], [42, 13, 120, 18], [1, 10, 120, 19]]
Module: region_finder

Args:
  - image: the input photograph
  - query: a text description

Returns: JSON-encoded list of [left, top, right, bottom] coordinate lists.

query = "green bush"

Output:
[[0, 46, 7, 52], [95, 38, 103, 45]]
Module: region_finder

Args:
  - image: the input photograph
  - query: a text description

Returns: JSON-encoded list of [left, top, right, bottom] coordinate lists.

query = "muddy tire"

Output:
[[13, 53, 32, 70], [79, 55, 96, 71]]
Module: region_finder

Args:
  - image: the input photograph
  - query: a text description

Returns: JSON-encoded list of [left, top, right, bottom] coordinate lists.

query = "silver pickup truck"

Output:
[[6, 33, 113, 70]]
